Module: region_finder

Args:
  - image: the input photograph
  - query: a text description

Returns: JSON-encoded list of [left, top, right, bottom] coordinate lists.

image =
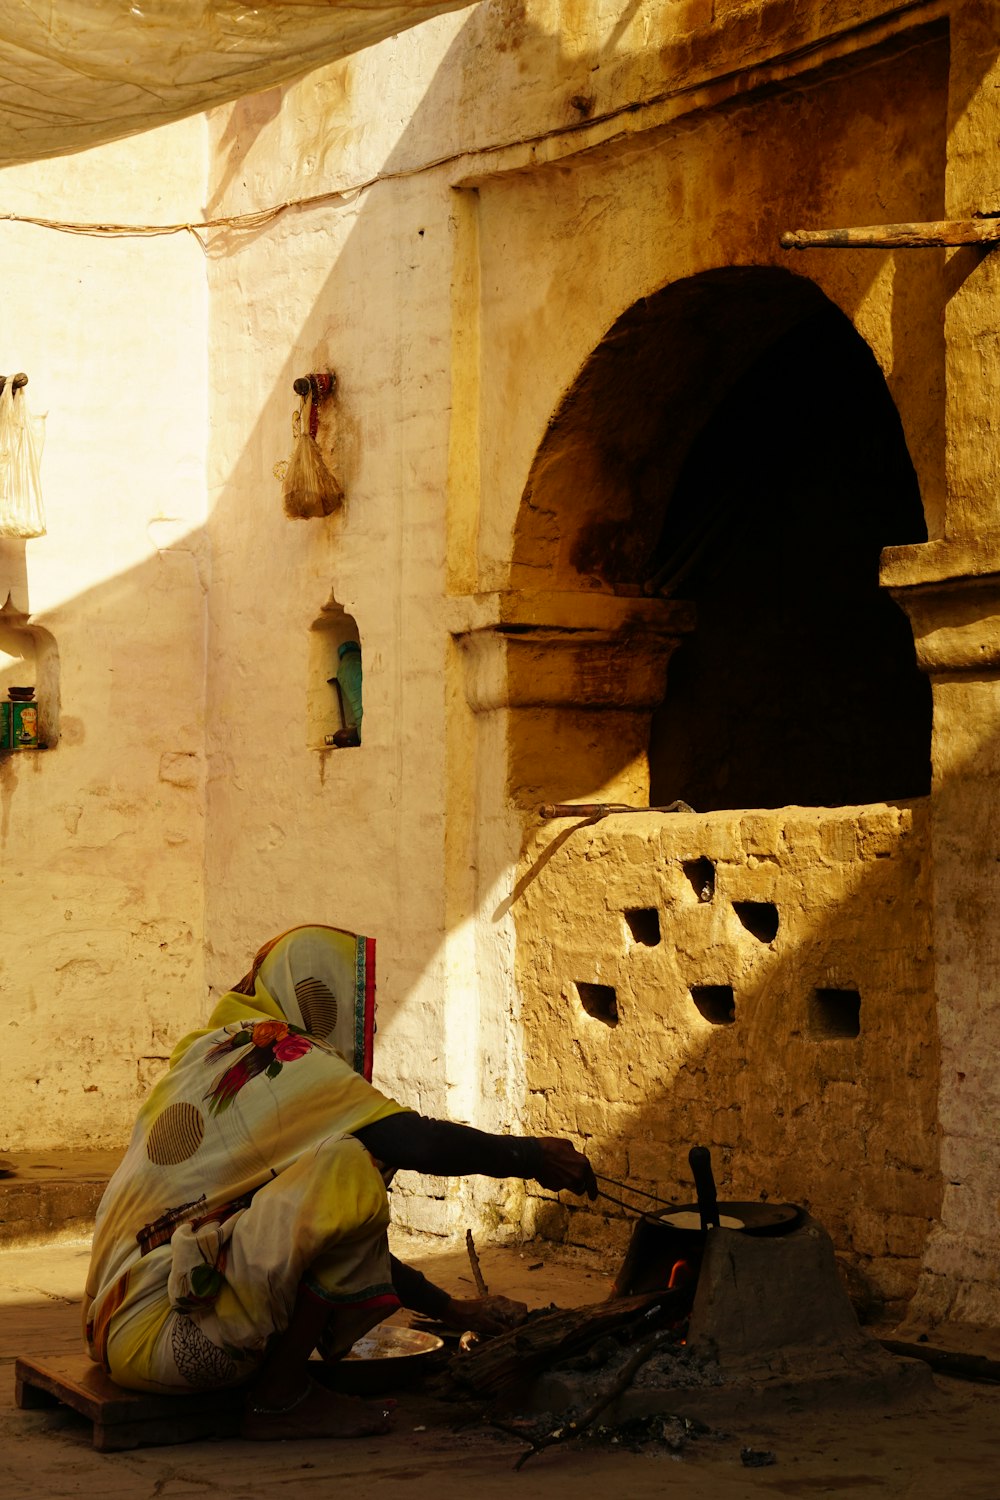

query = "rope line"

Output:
[[0, 145, 481, 245]]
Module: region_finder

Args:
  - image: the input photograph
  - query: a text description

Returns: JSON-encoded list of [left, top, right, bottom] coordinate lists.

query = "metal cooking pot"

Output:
[[614, 1146, 803, 1296]]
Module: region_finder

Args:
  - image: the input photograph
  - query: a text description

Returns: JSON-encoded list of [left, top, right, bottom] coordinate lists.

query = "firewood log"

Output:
[[447, 1290, 685, 1395]]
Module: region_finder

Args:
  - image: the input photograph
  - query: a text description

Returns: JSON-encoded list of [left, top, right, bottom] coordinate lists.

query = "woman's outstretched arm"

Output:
[[354, 1114, 596, 1197]]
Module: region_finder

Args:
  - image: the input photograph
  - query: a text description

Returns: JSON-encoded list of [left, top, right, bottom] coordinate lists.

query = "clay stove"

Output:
[[604, 1217, 932, 1426], [530, 1150, 937, 1428]]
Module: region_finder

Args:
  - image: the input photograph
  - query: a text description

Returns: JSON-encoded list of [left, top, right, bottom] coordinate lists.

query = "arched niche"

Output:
[[509, 267, 930, 811], [0, 593, 59, 748], [307, 596, 363, 749]]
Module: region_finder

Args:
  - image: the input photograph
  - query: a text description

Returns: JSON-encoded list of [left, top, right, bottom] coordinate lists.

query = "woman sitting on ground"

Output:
[[83, 924, 596, 1440]]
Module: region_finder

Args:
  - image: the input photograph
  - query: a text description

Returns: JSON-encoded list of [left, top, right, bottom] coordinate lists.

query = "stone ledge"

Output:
[[447, 590, 694, 712], [880, 534, 1000, 591], [0, 1151, 121, 1247], [443, 589, 695, 638], [881, 569, 1000, 675]]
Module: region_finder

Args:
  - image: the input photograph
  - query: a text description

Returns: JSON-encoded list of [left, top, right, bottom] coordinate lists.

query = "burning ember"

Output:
[[667, 1259, 692, 1291]]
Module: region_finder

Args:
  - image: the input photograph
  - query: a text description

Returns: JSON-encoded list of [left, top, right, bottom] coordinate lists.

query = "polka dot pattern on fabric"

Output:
[[294, 976, 338, 1039], [146, 1102, 205, 1166]]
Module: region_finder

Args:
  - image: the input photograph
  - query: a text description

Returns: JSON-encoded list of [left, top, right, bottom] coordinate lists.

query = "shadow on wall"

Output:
[[193, 4, 705, 1042], [0, 538, 208, 1147]]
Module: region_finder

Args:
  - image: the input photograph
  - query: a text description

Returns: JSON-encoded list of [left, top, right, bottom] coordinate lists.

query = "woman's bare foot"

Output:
[[241, 1378, 396, 1441]]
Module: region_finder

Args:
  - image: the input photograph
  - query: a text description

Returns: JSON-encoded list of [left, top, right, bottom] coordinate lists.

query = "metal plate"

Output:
[[657, 1201, 802, 1236], [316, 1324, 445, 1395], [662, 1210, 745, 1231], [342, 1325, 444, 1363]]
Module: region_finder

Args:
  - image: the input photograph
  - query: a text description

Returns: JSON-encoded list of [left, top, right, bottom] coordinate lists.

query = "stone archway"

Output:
[[507, 267, 930, 813]]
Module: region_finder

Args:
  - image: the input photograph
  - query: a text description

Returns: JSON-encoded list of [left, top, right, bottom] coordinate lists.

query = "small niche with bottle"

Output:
[[307, 597, 363, 750]]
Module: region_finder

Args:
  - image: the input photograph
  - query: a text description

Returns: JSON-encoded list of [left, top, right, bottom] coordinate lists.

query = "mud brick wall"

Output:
[[516, 802, 937, 1319]]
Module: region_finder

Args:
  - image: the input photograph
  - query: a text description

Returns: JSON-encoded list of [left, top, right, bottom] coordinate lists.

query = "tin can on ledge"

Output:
[[9, 687, 38, 749]]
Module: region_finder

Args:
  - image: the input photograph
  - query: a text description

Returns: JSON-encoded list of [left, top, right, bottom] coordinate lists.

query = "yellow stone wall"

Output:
[[516, 803, 936, 1318], [445, 8, 953, 1306], [0, 119, 208, 1148]]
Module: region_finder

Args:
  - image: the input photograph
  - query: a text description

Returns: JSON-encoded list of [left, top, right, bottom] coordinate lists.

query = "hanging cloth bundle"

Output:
[[0, 379, 45, 538], [282, 391, 343, 520]]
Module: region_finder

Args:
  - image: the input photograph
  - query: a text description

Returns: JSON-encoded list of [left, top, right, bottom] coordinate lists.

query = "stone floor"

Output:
[[5, 1232, 1000, 1499]]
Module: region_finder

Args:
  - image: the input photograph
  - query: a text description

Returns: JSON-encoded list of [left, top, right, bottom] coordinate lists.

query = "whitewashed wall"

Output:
[[0, 120, 208, 1147]]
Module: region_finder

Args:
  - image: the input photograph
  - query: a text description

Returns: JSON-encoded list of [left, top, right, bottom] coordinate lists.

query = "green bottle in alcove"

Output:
[[337, 640, 363, 742]]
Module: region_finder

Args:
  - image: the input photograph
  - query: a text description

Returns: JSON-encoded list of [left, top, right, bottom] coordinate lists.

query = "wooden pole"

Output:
[[780, 218, 1000, 250], [466, 1228, 489, 1297]]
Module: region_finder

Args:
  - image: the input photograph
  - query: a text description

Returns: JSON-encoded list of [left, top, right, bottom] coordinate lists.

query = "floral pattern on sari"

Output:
[[204, 1020, 315, 1114]]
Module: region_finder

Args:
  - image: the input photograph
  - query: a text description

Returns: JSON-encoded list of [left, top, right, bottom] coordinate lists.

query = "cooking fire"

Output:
[[441, 1147, 938, 1468]]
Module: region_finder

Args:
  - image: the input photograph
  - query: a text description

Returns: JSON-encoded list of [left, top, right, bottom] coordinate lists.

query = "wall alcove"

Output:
[[0, 593, 59, 748], [307, 597, 363, 749], [510, 267, 931, 812]]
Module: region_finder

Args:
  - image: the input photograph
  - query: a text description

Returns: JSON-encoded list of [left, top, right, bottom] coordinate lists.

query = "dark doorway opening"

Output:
[[648, 305, 930, 811]]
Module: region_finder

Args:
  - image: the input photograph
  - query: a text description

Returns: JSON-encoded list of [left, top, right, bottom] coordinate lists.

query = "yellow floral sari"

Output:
[[84, 926, 407, 1392]]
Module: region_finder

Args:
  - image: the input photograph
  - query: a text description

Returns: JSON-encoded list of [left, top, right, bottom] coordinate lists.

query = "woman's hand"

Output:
[[442, 1294, 528, 1336], [534, 1138, 598, 1198]]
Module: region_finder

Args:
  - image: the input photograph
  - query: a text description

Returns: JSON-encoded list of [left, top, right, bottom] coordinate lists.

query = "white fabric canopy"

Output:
[[0, 2, 473, 168]]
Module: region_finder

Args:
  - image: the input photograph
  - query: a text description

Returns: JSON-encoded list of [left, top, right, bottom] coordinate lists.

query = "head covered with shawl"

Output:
[[171, 924, 377, 1086]]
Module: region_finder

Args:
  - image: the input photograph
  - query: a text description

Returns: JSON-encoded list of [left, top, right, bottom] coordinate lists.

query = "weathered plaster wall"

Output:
[[0, 121, 209, 1148], [200, 21, 484, 1234]]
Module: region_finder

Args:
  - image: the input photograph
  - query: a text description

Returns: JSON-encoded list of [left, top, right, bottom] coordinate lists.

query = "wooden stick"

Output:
[[538, 800, 693, 819], [781, 218, 1000, 251], [511, 1330, 669, 1470], [466, 1229, 489, 1297]]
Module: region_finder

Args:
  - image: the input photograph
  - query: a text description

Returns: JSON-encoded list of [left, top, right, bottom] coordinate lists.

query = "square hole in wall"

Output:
[[624, 908, 661, 946], [808, 988, 861, 1040], [733, 901, 779, 943], [575, 982, 619, 1026], [682, 858, 715, 902], [690, 984, 735, 1025]]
